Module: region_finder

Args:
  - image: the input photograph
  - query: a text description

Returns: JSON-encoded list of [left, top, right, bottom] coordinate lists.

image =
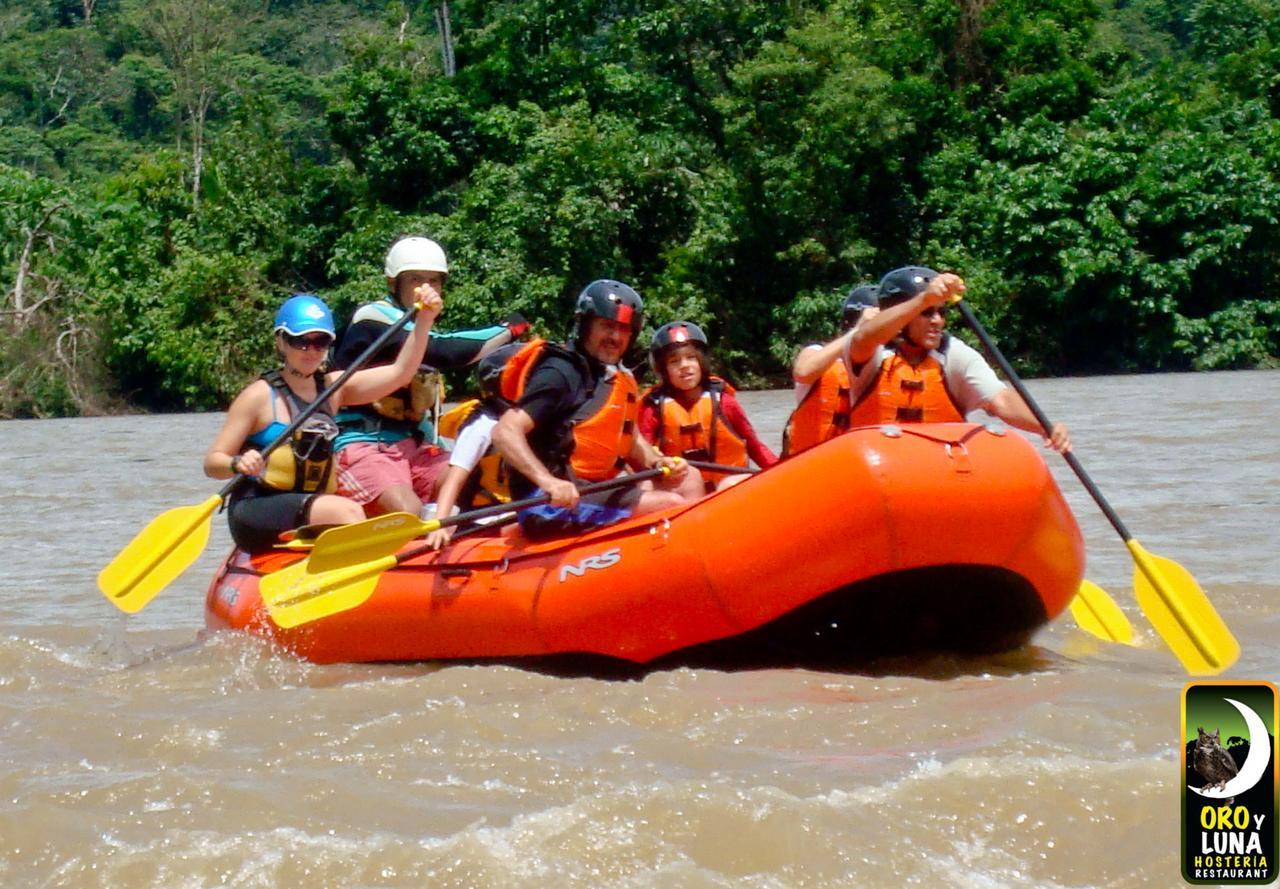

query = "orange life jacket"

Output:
[[498, 339, 639, 482], [642, 377, 747, 487], [848, 338, 965, 426], [782, 359, 852, 457]]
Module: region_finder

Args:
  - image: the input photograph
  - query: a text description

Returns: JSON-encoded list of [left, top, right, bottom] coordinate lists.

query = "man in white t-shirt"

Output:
[[844, 266, 1070, 452]]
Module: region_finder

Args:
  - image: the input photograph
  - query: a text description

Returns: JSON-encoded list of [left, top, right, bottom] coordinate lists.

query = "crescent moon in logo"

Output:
[[1189, 698, 1272, 799]]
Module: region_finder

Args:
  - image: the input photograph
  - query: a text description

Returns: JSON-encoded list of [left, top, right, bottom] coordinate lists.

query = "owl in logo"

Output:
[[1194, 726, 1239, 792]]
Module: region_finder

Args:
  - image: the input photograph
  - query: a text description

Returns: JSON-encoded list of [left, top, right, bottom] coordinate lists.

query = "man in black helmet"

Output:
[[783, 283, 881, 456], [491, 280, 702, 525], [844, 267, 1070, 451]]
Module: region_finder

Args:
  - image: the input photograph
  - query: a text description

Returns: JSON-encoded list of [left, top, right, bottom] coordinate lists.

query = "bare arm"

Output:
[[626, 433, 691, 484], [792, 333, 853, 384], [333, 290, 443, 408], [424, 464, 470, 548], [203, 380, 269, 479], [491, 408, 580, 507], [847, 295, 934, 364], [847, 274, 964, 364], [985, 389, 1072, 453]]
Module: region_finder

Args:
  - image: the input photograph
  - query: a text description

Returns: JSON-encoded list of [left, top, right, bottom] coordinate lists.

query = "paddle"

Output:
[[953, 298, 1238, 674], [97, 300, 426, 613], [1070, 580, 1134, 644], [683, 460, 759, 476], [261, 466, 670, 628]]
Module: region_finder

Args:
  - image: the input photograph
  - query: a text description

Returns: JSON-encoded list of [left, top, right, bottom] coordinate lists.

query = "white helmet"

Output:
[[384, 236, 448, 280]]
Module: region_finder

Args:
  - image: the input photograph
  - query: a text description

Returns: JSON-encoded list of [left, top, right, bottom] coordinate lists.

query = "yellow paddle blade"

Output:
[[1068, 580, 1134, 644], [273, 539, 315, 551], [1128, 540, 1239, 675], [263, 553, 399, 629], [97, 494, 222, 613], [304, 512, 438, 574]]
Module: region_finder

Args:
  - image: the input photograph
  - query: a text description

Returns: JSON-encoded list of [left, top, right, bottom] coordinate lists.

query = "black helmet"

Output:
[[573, 279, 644, 341], [841, 285, 880, 331], [878, 266, 938, 307], [649, 320, 708, 375], [651, 320, 708, 354]]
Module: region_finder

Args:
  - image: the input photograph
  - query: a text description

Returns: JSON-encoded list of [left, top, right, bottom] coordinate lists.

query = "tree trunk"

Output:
[[436, 2, 456, 77], [190, 92, 209, 211], [8, 202, 67, 328]]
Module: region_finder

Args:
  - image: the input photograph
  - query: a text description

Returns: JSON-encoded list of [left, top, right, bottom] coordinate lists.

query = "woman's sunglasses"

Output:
[[282, 332, 333, 352], [920, 306, 949, 319]]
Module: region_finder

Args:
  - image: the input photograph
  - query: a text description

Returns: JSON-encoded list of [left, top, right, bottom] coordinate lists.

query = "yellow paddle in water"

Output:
[[262, 467, 671, 628], [97, 301, 426, 613], [1070, 579, 1134, 644], [954, 298, 1238, 674]]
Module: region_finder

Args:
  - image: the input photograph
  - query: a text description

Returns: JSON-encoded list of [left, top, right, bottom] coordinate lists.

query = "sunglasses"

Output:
[[920, 306, 949, 319], [282, 332, 333, 352]]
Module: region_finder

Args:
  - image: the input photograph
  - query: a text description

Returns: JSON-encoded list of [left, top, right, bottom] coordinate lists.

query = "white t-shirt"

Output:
[[447, 412, 498, 473]]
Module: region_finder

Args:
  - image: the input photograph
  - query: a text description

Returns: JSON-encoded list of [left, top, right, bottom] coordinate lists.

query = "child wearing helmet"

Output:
[[639, 321, 777, 490], [784, 284, 881, 456], [203, 290, 444, 552], [330, 236, 531, 519]]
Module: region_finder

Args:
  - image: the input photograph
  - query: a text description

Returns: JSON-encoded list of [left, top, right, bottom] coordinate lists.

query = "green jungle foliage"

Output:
[[0, 0, 1277, 416]]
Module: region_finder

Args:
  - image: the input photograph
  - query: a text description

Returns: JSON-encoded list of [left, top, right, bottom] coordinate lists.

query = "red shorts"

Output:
[[336, 440, 449, 509]]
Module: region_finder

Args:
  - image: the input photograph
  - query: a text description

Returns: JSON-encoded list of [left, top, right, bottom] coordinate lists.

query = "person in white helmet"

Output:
[[202, 292, 442, 552], [332, 236, 530, 517]]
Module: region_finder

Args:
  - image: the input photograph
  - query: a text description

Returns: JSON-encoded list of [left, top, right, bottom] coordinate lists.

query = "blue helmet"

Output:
[[273, 294, 335, 337]]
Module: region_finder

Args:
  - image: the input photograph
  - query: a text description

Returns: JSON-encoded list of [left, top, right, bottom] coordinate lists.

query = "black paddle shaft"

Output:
[[683, 459, 758, 476], [954, 300, 1134, 541], [217, 303, 422, 502], [432, 465, 669, 530], [389, 466, 670, 564]]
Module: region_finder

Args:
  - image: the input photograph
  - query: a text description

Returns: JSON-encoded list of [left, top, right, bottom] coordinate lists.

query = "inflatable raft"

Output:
[[205, 423, 1085, 668]]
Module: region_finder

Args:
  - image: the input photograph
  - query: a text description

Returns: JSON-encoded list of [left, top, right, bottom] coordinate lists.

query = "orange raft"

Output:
[[205, 423, 1085, 668]]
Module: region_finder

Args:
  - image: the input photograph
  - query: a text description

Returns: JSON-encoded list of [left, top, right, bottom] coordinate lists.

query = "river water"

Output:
[[2, 371, 1278, 888]]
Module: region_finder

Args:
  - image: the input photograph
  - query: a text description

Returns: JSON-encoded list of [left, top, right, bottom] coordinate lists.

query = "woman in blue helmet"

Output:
[[203, 290, 443, 552]]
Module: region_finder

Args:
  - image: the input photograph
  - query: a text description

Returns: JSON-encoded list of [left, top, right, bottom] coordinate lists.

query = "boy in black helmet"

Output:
[[491, 280, 703, 531], [845, 267, 1070, 452]]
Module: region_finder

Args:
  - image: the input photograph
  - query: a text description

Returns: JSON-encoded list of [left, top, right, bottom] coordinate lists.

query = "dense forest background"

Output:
[[1, 0, 1277, 417]]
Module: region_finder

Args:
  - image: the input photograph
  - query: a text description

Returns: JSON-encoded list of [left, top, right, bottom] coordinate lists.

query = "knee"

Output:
[[334, 499, 366, 523], [310, 496, 367, 525], [676, 467, 705, 498], [634, 490, 686, 515], [379, 487, 422, 515]]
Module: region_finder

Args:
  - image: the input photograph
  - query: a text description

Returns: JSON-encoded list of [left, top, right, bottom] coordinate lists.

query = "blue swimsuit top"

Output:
[[246, 386, 290, 449]]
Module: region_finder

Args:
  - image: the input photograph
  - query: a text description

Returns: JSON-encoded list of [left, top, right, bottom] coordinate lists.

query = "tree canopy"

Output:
[[1, 0, 1277, 417]]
